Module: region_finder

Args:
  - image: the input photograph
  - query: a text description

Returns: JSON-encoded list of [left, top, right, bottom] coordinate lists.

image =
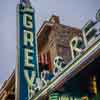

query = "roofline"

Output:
[[37, 21, 54, 38], [0, 70, 15, 96]]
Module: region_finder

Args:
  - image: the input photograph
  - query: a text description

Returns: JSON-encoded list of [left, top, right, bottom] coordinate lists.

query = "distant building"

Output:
[[0, 71, 15, 100]]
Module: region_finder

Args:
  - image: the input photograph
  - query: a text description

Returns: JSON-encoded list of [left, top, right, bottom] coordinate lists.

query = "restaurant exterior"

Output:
[[0, 0, 100, 100], [31, 9, 100, 100]]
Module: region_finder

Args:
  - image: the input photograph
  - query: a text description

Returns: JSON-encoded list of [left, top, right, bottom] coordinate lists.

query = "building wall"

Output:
[[0, 72, 15, 100], [38, 19, 81, 71], [52, 24, 81, 64]]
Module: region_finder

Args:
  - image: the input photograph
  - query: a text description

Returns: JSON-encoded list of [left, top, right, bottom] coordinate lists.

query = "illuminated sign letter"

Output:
[[24, 70, 36, 87], [24, 30, 34, 47], [24, 70, 36, 99], [24, 48, 34, 67], [70, 36, 83, 59], [60, 96, 69, 100], [23, 14, 33, 29], [82, 20, 97, 47]]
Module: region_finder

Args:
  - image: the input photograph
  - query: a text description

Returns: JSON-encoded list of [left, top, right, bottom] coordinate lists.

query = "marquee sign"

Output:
[[70, 15, 100, 59], [16, 1, 39, 100], [33, 9, 100, 100], [49, 95, 89, 100], [16, 3, 100, 99], [96, 9, 100, 21]]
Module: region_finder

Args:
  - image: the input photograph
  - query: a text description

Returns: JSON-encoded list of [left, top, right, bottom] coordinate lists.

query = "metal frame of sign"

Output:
[[16, 3, 39, 100]]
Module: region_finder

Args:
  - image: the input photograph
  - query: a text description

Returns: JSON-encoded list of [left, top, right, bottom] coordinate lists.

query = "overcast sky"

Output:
[[0, 0, 100, 88]]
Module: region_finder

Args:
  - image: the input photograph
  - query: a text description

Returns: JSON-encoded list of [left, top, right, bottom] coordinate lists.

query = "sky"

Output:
[[0, 0, 100, 88]]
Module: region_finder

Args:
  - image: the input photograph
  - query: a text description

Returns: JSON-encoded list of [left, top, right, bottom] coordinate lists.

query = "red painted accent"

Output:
[[47, 52, 52, 71]]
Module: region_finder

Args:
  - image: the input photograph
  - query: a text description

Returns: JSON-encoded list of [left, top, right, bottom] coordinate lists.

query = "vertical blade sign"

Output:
[[16, 3, 38, 100]]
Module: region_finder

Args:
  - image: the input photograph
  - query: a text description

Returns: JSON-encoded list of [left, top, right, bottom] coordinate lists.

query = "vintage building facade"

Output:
[[0, 71, 15, 100], [33, 13, 100, 100], [37, 15, 81, 72], [0, 15, 81, 100], [0, 14, 100, 100]]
